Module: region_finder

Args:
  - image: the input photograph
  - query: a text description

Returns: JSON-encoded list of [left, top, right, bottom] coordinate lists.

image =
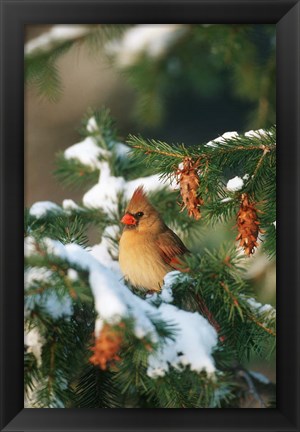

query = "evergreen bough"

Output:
[[24, 109, 276, 408]]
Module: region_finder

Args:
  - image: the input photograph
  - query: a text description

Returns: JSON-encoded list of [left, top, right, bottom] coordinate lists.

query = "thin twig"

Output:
[[220, 281, 239, 307], [219, 282, 276, 336], [131, 143, 275, 161], [252, 145, 271, 178], [248, 315, 276, 336], [131, 144, 182, 159], [237, 369, 266, 408], [216, 144, 275, 154], [47, 340, 56, 394]]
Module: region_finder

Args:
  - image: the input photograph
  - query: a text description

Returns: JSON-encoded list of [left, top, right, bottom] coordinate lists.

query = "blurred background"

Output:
[[25, 24, 275, 205], [24, 24, 276, 391]]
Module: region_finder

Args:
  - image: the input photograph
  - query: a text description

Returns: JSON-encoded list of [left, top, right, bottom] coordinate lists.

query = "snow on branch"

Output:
[[147, 303, 217, 378], [206, 131, 239, 148], [246, 297, 276, 320], [29, 201, 63, 218], [25, 25, 91, 56], [106, 24, 186, 67], [29, 114, 172, 218], [82, 163, 167, 213], [61, 116, 171, 214], [205, 128, 274, 149], [64, 137, 109, 169], [226, 176, 244, 192], [25, 237, 218, 377]]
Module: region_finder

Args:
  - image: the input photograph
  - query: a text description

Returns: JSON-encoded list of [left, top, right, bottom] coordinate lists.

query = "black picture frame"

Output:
[[1, 1, 299, 431]]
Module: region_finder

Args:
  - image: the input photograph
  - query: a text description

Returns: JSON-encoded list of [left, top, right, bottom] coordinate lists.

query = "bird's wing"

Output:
[[156, 228, 189, 271]]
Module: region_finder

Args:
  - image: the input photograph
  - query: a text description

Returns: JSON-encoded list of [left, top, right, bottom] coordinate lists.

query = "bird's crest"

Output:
[[126, 186, 153, 213]]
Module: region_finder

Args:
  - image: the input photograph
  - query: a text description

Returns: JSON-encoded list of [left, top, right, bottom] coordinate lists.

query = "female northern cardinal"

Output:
[[119, 186, 189, 292], [119, 186, 223, 339]]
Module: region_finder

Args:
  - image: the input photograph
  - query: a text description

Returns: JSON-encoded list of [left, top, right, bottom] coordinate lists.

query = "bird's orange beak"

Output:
[[121, 213, 137, 225]]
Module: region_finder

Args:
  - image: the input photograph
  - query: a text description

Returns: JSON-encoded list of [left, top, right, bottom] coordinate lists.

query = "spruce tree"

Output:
[[24, 109, 276, 408]]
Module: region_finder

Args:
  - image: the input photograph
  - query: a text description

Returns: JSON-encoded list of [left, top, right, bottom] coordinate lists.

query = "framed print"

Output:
[[1, 0, 300, 431]]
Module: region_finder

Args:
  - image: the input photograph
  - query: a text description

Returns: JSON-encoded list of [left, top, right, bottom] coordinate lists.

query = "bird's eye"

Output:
[[136, 212, 144, 218]]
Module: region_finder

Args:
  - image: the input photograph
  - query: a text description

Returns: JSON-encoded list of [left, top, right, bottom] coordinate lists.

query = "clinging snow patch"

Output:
[[26, 237, 218, 377], [226, 176, 244, 192], [25, 25, 90, 55], [106, 24, 186, 67], [82, 160, 167, 213], [29, 201, 62, 218], [147, 303, 217, 378], [64, 136, 109, 169]]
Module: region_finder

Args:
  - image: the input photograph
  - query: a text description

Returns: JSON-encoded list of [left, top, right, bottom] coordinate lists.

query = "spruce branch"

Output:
[[24, 108, 276, 408], [129, 141, 184, 160], [54, 153, 99, 191], [127, 128, 276, 168], [248, 315, 276, 337], [25, 25, 131, 101], [219, 281, 276, 337], [128, 127, 276, 258], [220, 281, 239, 308]]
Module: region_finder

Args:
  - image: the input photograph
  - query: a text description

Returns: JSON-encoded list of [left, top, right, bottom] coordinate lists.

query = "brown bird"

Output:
[[119, 186, 223, 340], [119, 186, 189, 292]]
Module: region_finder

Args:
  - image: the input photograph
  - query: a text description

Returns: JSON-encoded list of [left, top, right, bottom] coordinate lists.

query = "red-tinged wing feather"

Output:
[[156, 228, 190, 271]]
